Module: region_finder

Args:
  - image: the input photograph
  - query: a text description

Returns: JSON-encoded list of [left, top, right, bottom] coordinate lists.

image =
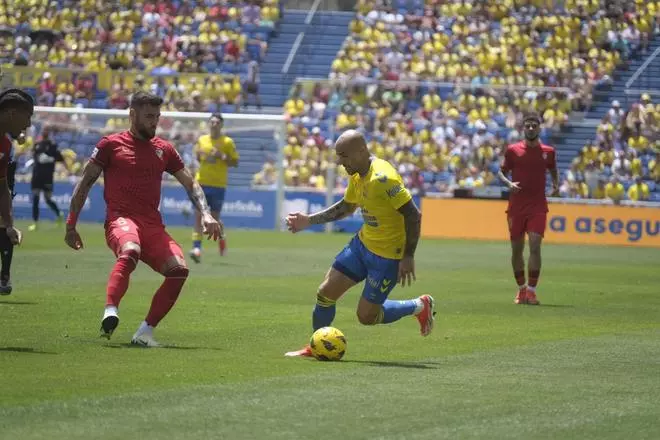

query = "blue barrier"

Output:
[[13, 182, 419, 234]]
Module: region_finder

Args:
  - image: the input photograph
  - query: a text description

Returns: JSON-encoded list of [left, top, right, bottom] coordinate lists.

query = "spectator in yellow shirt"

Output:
[[627, 177, 650, 202], [605, 177, 625, 204], [649, 153, 659, 182], [591, 179, 607, 199]]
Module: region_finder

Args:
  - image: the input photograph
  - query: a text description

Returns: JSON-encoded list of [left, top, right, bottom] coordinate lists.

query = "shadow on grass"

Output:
[[0, 300, 37, 305], [103, 342, 224, 351], [0, 347, 57, 355], [342, 359, 441, 370]]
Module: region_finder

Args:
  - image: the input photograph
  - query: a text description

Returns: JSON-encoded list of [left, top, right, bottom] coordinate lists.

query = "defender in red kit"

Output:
[[498, 113, 559, 305], [65, 92, 223, 347]]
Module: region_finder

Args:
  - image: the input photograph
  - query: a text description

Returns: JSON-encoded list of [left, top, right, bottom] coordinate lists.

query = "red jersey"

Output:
[[90, 131, 185, 226], [0, 136, 11, 180], [501, 141, 556, 215]]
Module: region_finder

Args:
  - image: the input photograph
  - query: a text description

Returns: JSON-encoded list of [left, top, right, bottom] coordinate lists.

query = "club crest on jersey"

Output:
[[91, 147, 99, 158], [0, 152, 4, 160], [155, 149, 163, 160], [543, 152, 548, 160]]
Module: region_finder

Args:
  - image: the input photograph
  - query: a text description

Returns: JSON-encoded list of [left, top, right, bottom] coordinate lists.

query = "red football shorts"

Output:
[[507, 213, 547, 241], [105, 217, 184, 273]]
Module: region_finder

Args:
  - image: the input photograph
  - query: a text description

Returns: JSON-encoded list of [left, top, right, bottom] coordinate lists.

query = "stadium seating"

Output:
[[1, 0, 282, 113], [562, 96, 660, 202], [254, 0, 658, 195]]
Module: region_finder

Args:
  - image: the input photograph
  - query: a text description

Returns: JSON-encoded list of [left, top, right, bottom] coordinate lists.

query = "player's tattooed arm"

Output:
[[309, 199, 357, 225], [397, 199, 421, 257], [68, 161, 103, 222], [173, 168, 210, 215]]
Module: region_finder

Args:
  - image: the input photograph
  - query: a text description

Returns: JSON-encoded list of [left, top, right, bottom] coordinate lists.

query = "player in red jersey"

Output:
[[498, 113, 559, 305], [0, 89, 33, 294], [64, 92, 223, 347]]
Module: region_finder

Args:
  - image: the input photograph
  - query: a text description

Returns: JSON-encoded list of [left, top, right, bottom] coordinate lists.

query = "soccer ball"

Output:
[[310, 327, 347, 361]]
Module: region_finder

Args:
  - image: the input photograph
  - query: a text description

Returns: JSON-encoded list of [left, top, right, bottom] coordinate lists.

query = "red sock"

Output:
[[528, 269, 540, 288], [219, 237, 227, 255], [106, 253, 138, 307], [514, 270, 526, 287], [145, 266, 189, 327]]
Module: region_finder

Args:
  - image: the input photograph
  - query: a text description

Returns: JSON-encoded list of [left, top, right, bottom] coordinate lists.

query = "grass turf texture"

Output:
[[1, 221, 659, 439]]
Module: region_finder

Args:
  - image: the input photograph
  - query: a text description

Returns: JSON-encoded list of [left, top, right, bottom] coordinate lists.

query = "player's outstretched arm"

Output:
[[397, 199, 421, 286], [65, 161, 102, 250], [173, 168, 223, 241], [286, 199, 356, 233], [310, 199, 357, 224]]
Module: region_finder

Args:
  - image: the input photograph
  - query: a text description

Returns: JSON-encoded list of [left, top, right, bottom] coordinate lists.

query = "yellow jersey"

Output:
[[194, 134, 239, 188], [343, 158, 413, 260], [627, 183, 650, 201]]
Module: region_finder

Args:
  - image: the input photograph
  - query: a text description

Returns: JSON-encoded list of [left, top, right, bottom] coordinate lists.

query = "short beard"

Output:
[[138, 128, 155, 140]]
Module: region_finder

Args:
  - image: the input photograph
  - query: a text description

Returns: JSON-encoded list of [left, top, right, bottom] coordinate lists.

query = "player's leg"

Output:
[[29, 187, 40, 231], [135, 229, 189, 347], [355, 249, 435, 336], [1, 162, 17, 293], [0, 219, 14, 295], [215, 187, 226, 255], [190, 185, 217, 262], [525, 214, 547, 306], [102, 217, 142, 338], [43, 187, 62, 223], [508, 215, 527, 304], [285, 237, 364, 357]]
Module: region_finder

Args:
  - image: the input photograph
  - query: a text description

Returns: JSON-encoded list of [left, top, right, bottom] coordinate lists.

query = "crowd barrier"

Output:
[[12, 182, 419, 234], [420, 198, 660, 248]]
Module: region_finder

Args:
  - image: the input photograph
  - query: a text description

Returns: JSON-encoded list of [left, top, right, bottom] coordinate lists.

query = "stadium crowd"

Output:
[[3, 0, 278, 180], [562, 94, 659, 202], [1, 0, 658, 202], [256, 0, 658, 199], [1, 0, 277, 111]]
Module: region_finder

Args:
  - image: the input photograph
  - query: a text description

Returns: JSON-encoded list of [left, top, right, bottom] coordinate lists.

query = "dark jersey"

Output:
[[32, 139, 64, 184]]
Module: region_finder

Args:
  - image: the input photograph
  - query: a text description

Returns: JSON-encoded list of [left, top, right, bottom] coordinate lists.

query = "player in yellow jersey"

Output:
[[190, 113, 239, 262], [284, 130, 436, 358]]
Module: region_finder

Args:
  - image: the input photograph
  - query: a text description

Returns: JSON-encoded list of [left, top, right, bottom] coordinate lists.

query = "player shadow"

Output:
[[0, 346, 58, 355], [0, 300, 37, 305], [538, 304, 574, 308], [343, 359, 441, 370], [103, 342, 223, 351]]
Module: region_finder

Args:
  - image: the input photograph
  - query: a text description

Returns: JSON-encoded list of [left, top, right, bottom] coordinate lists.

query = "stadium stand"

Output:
[[254, 0, 658, 195], [1, 0, 283, 111], [2, 0, 286, 186], [1, 0, 657, 198], [561, 96, 659, 202]]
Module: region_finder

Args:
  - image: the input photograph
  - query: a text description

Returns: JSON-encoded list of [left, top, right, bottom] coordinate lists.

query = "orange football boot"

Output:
[[284, 345, 313, 358]]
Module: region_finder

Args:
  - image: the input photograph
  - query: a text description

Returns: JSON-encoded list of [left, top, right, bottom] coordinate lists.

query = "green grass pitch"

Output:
[[1, 220, 659, 439]]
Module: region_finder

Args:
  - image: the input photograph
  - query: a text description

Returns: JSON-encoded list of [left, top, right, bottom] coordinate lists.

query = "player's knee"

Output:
[[117, 244, 140, 271], [119, 242, 141, 258], [529, 243, 542, 256], [528, 236, 543, 254]]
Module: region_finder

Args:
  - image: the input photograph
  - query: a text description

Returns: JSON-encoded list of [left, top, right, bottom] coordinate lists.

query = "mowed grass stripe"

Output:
[[1, 332, 658, 440]]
